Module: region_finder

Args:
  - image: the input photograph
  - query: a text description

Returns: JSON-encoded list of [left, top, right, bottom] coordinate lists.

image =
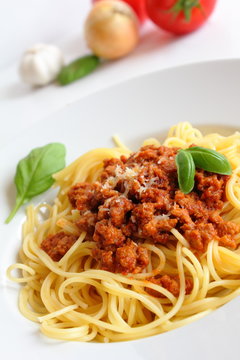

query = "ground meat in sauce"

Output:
[[146, 275, 193, 298], [93, 240, 149, 274], [41, 232, 78, 261], [41, 145, 240, 297]]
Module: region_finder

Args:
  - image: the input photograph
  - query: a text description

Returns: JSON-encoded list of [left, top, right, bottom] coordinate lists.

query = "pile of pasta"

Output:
[[7, 122, 240, 342]]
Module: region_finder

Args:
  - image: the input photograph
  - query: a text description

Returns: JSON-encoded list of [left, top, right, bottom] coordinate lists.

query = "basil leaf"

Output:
[[57, 55, 100, 86], [176, 150, 195, 194], [5, 143, 66, 224], [186, 146, 232, 175]]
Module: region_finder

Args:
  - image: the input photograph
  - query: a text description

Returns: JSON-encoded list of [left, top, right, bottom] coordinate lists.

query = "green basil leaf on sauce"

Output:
[[57, 55, 100, 86], [5, 143, 66, 224], [186, 146, 232, 175], [176, 150, 195, 194]]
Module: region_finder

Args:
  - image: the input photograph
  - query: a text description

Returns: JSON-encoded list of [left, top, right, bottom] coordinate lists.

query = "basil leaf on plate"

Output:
[[176, 150, 195, 194], [186, 146, 232, 175], [5, 143, 66, 224], [57, 55, 100, 86]]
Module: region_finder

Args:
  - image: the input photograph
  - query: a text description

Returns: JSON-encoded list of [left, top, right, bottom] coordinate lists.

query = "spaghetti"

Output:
[[7, 122, 240, 342]]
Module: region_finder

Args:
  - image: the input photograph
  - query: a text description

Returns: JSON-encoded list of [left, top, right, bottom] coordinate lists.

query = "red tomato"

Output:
[[92, 0, 147, 23], [145, 0, 217, 35], [124, 0, 147, 23]]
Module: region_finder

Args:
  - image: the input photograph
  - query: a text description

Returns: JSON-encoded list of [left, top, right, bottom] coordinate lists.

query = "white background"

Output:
[[0, 0, 239, 148]]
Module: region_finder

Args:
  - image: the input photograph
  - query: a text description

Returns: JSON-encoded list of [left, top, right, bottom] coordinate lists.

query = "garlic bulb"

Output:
[[19, 44, 64, 86]]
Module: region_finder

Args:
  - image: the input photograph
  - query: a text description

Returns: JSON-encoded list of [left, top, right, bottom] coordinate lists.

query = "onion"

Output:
[[85, 0, 139, 60]]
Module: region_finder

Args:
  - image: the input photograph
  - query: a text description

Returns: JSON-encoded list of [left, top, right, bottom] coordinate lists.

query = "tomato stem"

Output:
[[170, 0, 201, 22]]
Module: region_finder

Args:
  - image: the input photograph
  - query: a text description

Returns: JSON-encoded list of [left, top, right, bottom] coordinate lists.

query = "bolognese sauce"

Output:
[[41, 145, 239, 290]]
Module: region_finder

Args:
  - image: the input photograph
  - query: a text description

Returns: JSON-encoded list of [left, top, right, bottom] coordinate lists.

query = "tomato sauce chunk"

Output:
[[146, 275, 193, 298], [41, 232, 78, 261]]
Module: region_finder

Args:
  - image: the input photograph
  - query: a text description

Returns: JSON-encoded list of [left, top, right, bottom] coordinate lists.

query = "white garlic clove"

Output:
[[19, 44, 64, 86]]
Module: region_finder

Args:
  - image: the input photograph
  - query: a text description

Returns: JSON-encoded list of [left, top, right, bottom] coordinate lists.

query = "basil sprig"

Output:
[[186, 146, 232, 175], [176, 150, 195, 194], [57, 55, 100, 86], [5, 143, 66, 224], [175, 146, 232, 194]]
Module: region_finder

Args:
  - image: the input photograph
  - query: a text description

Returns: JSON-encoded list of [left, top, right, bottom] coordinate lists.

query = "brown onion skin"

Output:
[[85, 0, 140, 60]]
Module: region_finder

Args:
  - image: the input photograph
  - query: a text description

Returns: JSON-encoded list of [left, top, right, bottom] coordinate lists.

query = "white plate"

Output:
[[1, 59, 240, 360]]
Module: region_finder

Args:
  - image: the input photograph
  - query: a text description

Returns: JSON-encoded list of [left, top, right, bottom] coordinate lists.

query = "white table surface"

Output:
[[1, 0, 239, 149]]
